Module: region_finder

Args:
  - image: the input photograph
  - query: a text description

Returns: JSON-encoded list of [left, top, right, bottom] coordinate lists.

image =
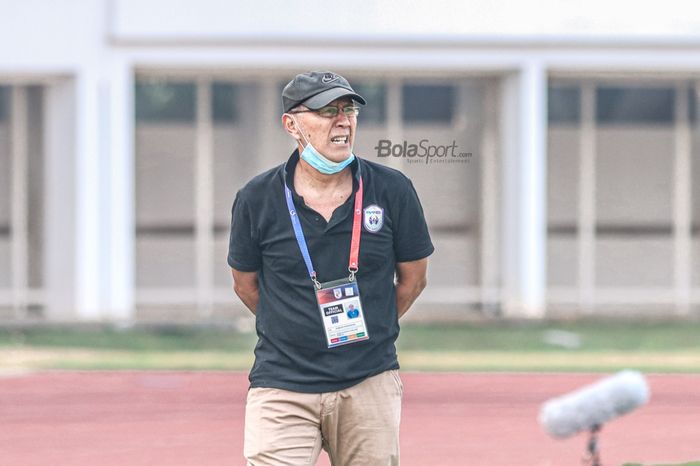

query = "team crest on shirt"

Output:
[[363, 205, 384, 233]]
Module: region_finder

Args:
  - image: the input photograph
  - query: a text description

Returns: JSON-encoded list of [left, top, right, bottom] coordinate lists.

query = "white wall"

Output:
[[110, 0, 700, 42], [0, 1, 105, 71]]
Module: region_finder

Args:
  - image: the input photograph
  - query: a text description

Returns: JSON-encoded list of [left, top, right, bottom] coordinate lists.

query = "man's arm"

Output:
[[395, 258, 428, 319], [231, 268, 260, 315]]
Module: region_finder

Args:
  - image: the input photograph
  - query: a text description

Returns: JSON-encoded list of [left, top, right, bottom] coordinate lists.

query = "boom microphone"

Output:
[[539, 370, 650, 439]]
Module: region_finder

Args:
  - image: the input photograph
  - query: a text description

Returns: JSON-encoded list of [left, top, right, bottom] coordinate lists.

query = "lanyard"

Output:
[[284, 172, 363, 289]]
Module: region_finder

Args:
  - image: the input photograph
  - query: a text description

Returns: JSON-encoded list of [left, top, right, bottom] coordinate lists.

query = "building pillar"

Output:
[[104, 60, 135, 320], [44, 77, 78, 320], [10, 86, 29, 316], [500, 63, 547, 318], [673, 81, 692, 315], [73, 70, 103, 319]]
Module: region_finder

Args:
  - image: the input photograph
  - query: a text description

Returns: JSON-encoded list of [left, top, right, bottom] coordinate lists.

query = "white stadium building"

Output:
[[2, 0, 700, 322]]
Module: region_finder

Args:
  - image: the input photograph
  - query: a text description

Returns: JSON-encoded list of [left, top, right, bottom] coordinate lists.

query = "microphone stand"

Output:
[[583, 424, 602, 466]]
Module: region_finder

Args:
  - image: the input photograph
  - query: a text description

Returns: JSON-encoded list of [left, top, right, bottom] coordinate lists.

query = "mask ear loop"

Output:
[[289, 114, 310, 147]]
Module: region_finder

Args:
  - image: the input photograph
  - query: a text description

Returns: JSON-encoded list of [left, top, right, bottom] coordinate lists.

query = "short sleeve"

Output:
[[227, 191, 262, 272], [393, 177, 435, 262]]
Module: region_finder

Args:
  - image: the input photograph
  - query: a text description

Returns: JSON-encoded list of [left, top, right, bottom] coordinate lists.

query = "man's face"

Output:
[[289, 98, 358, 162]]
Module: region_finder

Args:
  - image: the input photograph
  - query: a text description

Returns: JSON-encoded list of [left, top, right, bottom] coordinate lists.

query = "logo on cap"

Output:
[[322, 73, 340, 84]]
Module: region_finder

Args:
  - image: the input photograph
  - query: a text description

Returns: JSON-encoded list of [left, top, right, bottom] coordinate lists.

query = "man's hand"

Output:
[[231, 268, 260, 315], [395, 258, 428, 318]]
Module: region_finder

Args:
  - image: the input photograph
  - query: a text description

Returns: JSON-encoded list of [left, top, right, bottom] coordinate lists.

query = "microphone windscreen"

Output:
[[539, 370, 650, 439]]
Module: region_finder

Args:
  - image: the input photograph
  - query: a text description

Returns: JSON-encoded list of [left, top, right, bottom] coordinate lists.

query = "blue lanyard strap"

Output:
[[284, 184, 318, 284], [284, 168, 364, 289]]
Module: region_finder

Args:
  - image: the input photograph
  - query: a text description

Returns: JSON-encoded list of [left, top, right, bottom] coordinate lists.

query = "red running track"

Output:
[[0, 372, 698, 465]]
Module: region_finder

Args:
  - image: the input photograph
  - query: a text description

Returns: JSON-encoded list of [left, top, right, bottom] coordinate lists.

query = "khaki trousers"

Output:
[[244, 370, 403, 466]]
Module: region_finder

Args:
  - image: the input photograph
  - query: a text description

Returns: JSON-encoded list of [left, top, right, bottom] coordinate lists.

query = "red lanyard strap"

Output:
[[285, 172, 364, 286], [348, 177, 363, 280]]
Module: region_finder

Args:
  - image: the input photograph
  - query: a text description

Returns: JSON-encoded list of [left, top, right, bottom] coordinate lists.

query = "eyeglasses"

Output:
[[290, 105, 360, 118]]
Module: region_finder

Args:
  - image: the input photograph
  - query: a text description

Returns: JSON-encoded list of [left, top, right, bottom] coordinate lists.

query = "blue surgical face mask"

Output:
[[292, 116, 355, 175]]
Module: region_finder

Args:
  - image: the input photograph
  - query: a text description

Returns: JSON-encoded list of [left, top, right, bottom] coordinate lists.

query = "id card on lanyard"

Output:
[[284, 166, 370, 348], [315, 277, 368, 348]]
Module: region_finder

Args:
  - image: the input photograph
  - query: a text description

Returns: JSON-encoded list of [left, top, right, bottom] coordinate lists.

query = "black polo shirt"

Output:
[[228, 150, 434, 393]]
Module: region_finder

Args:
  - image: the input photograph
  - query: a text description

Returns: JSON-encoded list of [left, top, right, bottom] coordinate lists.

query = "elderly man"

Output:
[[228, 71, 434, 466]]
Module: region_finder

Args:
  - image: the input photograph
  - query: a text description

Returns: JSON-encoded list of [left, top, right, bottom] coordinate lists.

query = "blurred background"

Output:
[[2, 0, 700, 326]]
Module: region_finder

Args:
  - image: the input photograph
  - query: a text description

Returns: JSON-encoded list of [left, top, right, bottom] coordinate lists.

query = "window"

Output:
[[596, 87, 674, 124], [135, 81, 196, 122], [689, 86, 697, 122], [547, 82, 678, 295], [135, 78, 264, 305], [0, 86, 45, 311], [135, 80, 197, 290], [136, 80, 240, 124], [212, 82, 237, 123], [402, 84, 455, 123], [548, 86, 580, 124], [351, 82, 386, 124], [0, 86, 8, 122]]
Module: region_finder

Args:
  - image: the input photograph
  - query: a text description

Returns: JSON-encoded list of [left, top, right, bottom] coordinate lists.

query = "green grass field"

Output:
[[1, 319, 699, 372]]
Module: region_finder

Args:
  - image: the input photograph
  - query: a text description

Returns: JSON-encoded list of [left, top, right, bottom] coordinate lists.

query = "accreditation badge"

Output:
[[315, 277, 370, 348]]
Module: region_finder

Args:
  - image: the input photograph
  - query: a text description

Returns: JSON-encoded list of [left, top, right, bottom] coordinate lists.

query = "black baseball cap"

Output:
[[282, 71, 366, 113]]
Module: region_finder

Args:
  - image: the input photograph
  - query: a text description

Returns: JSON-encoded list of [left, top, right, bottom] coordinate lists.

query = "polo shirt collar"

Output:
[[282, 149, 361, 197]]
